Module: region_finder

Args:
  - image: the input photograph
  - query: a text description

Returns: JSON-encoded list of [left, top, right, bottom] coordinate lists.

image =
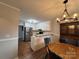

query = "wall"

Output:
[[36, 21, 51, 31], [0, 2, 20, 59], [0, 38, 18, 59], [50, 18, 60, 42]]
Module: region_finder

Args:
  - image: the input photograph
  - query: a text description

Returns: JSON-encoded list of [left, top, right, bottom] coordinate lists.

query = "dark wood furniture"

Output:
[[60, 21, 79, 46]]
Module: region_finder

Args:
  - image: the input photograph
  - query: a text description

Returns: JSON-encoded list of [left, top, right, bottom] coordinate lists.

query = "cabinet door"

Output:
[[76, 25, 79, 35], [68, 25, 75, 34], [60, 25, 68, 34]]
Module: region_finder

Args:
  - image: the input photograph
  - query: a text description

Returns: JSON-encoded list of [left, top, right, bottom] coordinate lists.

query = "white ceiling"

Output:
[[0, 0, 79, 21]]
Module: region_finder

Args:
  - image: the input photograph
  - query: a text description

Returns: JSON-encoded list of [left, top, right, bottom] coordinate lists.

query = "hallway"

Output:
[[18, 41, 47, 59]]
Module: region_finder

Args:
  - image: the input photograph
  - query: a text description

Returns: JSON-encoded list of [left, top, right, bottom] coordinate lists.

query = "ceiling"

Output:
[[0, 0, 79, 21]]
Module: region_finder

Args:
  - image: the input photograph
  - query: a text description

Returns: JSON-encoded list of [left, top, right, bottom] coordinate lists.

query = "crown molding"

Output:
[[0, 2, 20, 11]]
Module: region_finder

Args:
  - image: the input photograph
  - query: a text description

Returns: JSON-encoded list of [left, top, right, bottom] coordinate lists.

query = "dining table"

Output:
[[48, 42, 79, 59]]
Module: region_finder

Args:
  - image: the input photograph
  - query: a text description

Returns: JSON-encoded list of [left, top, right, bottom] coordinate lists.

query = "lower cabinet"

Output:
[[60, 37, 79, 46]]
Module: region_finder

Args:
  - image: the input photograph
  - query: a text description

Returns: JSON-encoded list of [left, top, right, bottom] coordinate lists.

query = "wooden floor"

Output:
[[18, 41, 47, 59], [18, 41, 79, 59]]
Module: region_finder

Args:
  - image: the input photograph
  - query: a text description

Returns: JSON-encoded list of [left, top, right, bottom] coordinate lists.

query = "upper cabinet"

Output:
[[60, 21, 79, 36]]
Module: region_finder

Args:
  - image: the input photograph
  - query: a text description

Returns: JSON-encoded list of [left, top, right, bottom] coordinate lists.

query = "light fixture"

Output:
[[56, 0, 79, 23]]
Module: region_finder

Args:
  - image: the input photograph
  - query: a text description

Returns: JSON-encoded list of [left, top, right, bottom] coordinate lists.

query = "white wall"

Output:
[[0, 2, 20, 59], [50, 18, 60, 42], [25, 21, 50, 31], [36, 21, 51, 31], [25, 22, 37, 30], [0, 38, 18, 59]]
